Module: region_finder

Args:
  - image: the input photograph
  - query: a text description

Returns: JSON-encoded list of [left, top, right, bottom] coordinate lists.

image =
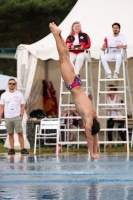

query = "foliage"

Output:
[[0, 0, 78, 47], [0, 59, 16, 76]]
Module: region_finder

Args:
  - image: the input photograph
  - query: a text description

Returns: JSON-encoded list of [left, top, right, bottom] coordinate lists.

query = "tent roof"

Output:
[[17, 0, 133, 60], [0, 74, 17, 90]]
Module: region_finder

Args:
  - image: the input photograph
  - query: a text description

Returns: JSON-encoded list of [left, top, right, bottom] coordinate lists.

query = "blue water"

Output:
[[0, 154, 133, 200]]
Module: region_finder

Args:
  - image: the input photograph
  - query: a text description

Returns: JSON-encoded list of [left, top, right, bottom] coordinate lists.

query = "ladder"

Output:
[[97, 50, 133, 155], [58, 52, 95, 150]]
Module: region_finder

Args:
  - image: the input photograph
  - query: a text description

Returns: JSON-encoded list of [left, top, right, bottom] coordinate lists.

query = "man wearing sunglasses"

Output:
[[0, 79, 29, 155], [101, 22, 127, 79]]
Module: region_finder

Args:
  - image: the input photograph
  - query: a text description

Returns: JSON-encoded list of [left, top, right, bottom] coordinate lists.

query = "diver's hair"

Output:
[[92, 118, 100, 135]]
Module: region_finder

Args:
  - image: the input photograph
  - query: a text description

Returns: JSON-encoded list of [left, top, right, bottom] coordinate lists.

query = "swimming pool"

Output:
[[0, 154, 133, 200]]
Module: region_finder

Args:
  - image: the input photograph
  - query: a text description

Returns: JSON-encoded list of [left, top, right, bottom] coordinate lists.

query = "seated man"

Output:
[[101, 22, 127, 79], [49, 22, 100, 159], [63, 105, 79, 148], [106, 84, 126, 148]]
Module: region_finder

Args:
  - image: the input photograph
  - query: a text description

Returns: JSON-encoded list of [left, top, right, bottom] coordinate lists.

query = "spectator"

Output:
[[0, 79, 29, 155], [101, 22, 127, 79], [106, 84, 126, 148], [66, 21, 91, 76], [63, 105, 79, 148]]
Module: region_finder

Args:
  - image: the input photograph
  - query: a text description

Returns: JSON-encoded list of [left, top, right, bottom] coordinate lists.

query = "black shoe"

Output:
[[8, 149, 15, 155], [21, 148, 29, 155]]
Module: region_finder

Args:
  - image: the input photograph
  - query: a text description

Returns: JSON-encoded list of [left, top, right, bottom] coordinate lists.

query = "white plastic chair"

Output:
[[128, 120, 133, 147], [130, 129, 133, 148], [0, 120, 7, 142], [34, 118, 59, 155]]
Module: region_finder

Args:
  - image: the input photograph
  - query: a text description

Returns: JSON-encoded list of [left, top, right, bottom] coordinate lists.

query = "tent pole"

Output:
[[45, 60, 49, 81]]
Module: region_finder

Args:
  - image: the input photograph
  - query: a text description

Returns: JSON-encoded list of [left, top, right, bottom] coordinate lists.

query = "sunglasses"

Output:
[[8, 83, 16, 85]]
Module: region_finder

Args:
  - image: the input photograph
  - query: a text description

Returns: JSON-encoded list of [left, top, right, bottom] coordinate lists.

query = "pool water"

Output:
[[0, 154, 133, 200]]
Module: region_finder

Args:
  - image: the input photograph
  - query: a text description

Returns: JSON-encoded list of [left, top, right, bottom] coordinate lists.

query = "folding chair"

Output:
[[34, 118, 59, 155], [128, 120, 133, 147], [0, 120, 7, 143]]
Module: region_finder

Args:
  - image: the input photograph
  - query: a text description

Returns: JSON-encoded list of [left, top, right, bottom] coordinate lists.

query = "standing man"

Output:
[[101, 22, 127, 79], [0, 79, 29, 155], [49, 22, 100, 159]]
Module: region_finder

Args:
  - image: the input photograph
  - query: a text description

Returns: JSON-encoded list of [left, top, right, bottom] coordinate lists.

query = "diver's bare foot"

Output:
[[49, 22, 62, 34]]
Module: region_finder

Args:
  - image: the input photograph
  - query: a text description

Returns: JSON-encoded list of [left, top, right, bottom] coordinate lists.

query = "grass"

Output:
[[0, 141, 133, 155]]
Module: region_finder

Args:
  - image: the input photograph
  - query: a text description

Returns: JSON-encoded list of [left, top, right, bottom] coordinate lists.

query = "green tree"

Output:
[[0, 0, 77, 47]]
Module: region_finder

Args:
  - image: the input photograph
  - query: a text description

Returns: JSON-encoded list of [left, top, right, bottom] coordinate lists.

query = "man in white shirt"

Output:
[[106, 84, 126, 148], [101, 23, 127, 79], [0, 79, 29, 155]]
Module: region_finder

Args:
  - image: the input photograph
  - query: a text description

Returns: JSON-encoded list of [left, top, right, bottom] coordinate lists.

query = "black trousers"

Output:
[[0, 139, 4, 144], [107, 118, 126, 141]]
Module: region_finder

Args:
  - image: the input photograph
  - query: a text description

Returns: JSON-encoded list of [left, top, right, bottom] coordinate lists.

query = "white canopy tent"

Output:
[[16, 0, 133, 117]]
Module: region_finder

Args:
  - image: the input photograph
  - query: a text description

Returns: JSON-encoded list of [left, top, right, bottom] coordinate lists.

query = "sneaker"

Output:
[[106, 73, 112, 79], [21, 148, 29, 155], [8, 149, 15, 155], [113, 72, 118, 79]]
